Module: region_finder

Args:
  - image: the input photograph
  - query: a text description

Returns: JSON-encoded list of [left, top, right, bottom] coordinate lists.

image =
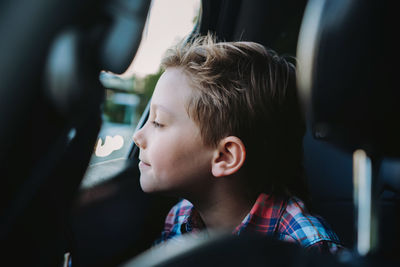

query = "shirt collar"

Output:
[[183, 193, 287, 236], [233, 193, 287, 235], [181, 206, 205, 234]]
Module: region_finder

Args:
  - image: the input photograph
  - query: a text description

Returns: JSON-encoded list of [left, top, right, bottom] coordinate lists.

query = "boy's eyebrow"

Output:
[[151, 103, 175, 116]]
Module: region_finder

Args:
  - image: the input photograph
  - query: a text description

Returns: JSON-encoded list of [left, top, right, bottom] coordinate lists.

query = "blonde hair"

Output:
[[161, 34, 307, 199]]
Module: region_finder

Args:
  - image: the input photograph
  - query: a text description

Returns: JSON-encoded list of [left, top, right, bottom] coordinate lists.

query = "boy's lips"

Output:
[[138, 159, 151, 169]]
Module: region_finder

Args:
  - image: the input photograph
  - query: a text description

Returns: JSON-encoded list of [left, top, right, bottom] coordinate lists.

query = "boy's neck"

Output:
[[188, 180, 255, 232]]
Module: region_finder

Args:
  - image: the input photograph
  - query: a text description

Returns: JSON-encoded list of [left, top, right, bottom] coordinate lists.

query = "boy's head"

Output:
[[134, 34, 307, 200]]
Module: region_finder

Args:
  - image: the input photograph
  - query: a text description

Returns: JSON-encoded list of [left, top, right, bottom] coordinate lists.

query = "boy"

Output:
[[133, 35, 342, 253]]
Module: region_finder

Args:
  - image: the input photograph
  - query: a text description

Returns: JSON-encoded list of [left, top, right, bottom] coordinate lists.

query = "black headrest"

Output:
[[296, 0, 397, 157]]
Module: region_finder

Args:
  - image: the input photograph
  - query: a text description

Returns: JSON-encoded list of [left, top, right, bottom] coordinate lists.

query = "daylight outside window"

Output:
[[88, 0, 201, 166]]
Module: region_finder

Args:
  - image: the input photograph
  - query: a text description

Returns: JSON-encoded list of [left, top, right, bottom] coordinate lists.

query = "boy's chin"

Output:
[[139, 176, 165, 194], [139, 178, 157, 193], [139, 177, 182, 197]]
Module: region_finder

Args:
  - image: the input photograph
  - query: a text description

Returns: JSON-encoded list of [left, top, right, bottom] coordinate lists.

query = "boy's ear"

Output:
[[211, 136, 246, 178]]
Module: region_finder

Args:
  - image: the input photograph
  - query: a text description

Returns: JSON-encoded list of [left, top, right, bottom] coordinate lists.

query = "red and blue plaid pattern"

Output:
[[156, 193, 343, 253]]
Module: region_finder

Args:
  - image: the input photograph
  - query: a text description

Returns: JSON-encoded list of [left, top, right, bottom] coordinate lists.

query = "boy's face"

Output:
[[133, 67, 215, 195]]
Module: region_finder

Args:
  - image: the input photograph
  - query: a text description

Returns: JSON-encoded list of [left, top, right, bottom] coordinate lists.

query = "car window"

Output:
[[88, 0, 201, 167]]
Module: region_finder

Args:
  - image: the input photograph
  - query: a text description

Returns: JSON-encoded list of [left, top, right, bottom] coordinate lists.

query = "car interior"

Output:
[[0, 0, 397, 266]]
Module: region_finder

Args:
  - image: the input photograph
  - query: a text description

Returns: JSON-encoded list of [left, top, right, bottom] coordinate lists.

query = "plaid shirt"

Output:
[[156, 193, 343, 253]]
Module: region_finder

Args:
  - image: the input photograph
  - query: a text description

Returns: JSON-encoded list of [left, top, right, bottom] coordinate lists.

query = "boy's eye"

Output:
[[151, 120, 163, 128]]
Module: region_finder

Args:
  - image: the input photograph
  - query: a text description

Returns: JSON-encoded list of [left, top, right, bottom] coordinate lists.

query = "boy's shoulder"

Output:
[[277, 197, 341, 249], [158, 194, 343, 252]]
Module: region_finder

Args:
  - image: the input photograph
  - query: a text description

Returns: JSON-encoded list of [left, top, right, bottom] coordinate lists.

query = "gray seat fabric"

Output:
[[298, 0, 399, 256], [303, 129, 354, 247]]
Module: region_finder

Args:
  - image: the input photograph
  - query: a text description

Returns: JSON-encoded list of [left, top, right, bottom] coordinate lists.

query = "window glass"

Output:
[[88, 0, 201, 166]]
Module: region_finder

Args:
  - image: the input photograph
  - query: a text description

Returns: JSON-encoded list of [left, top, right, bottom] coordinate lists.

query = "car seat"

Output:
[[0, 0, 150, 266], [297, 0, 399, 261]]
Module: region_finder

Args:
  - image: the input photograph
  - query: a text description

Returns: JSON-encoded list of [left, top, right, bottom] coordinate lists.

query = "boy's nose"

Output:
[[133, 129, 146, 149]]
